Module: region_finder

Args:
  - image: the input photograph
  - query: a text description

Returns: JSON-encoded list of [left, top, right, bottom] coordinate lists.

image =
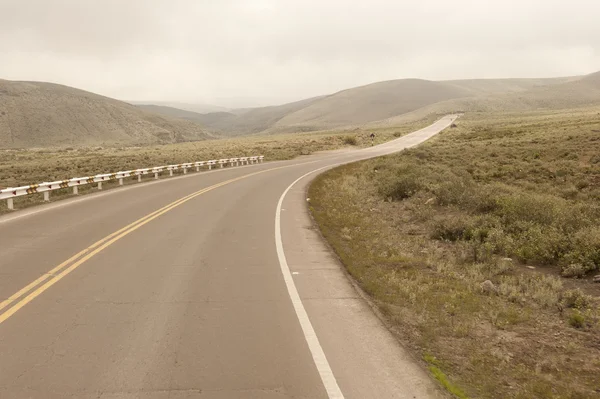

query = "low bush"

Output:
[[561, 289, 592, 310], [343, 136, 357, 146], [430, 215, 474, 242], [568, 310, 587, 329], [378, 174, 424, 200]]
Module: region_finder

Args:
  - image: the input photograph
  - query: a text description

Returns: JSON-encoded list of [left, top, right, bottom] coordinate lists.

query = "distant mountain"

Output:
[[0, 80, 213, 148], [135, 104, 211, 123], [197, 96, 326, 135], [129, 101, 230, 114], [175, 75, 590, 135]]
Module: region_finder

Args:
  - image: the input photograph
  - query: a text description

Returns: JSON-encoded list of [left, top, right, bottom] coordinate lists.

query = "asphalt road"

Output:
[[0, 115, 457, 399]]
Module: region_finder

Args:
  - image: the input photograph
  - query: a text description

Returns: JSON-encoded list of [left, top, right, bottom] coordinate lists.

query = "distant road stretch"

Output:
[[0, 116, 457, 399]]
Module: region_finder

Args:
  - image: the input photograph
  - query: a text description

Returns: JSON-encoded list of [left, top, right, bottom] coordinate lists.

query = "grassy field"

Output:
[[309, 106, 600, 398], [0, 117, 434, 213]]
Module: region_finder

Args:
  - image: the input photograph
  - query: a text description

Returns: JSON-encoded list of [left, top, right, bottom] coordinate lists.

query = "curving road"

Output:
[[0, 115, 457, 399]]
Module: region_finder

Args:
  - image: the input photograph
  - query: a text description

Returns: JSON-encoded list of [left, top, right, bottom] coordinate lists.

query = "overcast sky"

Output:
[[1, 0, 599, 107]]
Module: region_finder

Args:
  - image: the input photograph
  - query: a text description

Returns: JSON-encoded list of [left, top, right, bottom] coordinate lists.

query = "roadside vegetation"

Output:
[[309, 107, 600, 398], [0, 118, 434, 214]]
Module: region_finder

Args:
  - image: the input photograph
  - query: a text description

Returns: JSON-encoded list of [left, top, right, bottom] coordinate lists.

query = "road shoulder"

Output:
[[279, 171, 445, 399]]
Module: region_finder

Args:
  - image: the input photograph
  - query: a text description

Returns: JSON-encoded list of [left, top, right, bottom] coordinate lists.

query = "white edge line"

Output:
[[275, 164, 345, 399], [272, 115, 457, 398]]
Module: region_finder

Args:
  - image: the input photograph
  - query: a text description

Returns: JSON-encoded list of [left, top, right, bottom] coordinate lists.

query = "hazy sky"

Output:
[[1, 0, 599, 107]]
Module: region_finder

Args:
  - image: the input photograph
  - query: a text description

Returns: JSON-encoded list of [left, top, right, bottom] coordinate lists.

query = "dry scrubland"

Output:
[[0, 80, 213, 148], [309, 107, 600, 399], [0, 118, 432, 213]]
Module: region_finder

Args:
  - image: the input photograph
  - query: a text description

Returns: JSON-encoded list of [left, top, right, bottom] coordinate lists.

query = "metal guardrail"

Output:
[[1, 155, 264, 210]]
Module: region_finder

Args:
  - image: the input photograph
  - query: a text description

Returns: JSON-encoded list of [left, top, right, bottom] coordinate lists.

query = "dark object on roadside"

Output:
[[451, 123, 458, 128], [370, 133, 375, 138]]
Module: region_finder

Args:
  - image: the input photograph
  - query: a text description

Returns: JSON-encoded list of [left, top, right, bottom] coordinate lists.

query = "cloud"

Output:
[[0, 0, 598, 107]]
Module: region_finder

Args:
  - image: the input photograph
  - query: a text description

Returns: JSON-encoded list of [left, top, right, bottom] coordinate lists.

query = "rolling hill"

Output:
[[159, 74, 589, 135], [0, 80, 213, 148], [377, 71, 600, 126], [130, 101, 229, 114], [135, 104, 212, 123], [3, 71, 598, 148]]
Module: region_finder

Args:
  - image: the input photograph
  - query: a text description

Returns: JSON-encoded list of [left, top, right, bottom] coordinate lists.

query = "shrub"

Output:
[[561, 263, 587, 278], [433, 175, 475, 208], [431, 216, 474, 242], [377, 166, 425, 201], [495, 193, 559, 226], [381, 175, 423, 200], [470, 186, 502, 213], [343, 136, 357, 146], [568, 310, 586, 329], [482, 226, 516, 255], [562, 227, 600, 274], [575, 180, 590, 190], [561, 289, 592, 310]]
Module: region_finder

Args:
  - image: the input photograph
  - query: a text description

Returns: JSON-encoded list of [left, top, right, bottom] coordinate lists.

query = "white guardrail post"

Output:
[[1, 154, 264, 211]]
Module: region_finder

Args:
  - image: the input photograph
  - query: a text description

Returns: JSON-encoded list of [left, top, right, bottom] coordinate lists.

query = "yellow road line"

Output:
[[0, 164, 293, 325], [0, 186, 208, 314]]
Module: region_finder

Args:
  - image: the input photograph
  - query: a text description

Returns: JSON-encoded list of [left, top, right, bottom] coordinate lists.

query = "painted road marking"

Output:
[[275, 165, 345, 399], [0, 162, 321, 325], [0, 188, 205, 314]]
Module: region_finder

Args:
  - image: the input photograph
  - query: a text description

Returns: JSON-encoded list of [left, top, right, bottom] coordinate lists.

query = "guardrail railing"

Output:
[[0, 155, 264, 210]]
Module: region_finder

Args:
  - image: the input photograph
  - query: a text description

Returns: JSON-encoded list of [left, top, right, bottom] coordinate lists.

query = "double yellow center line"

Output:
[[0, 163, 299, 325]]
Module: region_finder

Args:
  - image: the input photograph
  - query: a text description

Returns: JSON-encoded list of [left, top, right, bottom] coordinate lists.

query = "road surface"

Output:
[[0, 116, 457, 399]]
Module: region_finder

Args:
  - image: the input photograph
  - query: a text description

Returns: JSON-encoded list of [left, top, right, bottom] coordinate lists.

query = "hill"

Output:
[[135, 104, 211, 123], [0, 80, 213, 148], [377, 71, 600, 126], [193, 96, 326, 135], [173, 75, 586, 135], [130, 101, 229, 114], [444, 76, 577, 95], [6, 72, 597, 147]]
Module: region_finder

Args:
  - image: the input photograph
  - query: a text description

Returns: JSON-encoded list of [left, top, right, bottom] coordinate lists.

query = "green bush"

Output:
[[511, 225, 569, 265], [433, 175, 475, 208], [431, 216, 474, 242], [379, 175, 423, 200], [376, 165, 425, 201], [562, 227, 600, 274], [561, 289, 592, 310], [495, 193, 559, 226], [568, 310, 586, 329]]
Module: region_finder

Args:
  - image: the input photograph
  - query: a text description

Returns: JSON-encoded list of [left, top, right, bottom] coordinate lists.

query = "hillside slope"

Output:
[[195, 96, 326, 135], [181, 76, 583, 135], [445, 76, 578, 95], [130, 101, 229, 114], [378, 71, 600, 126], [0, 80, 212, 148], [272, 79, 472, 131], [135, 104, 211, 123]]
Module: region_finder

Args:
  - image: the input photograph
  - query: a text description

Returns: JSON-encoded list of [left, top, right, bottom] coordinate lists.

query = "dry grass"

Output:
[[0, 118, 432, 214], [309, 107, 600, 398], [0, 80, 214, 148]]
